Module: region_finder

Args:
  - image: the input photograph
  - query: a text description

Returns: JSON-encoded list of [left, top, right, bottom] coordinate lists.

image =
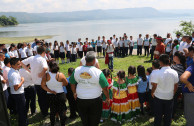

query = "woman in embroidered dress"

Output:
[[111, 70, 130, 123], [101, 69, 113, 122], [126, 66, 140, 119]]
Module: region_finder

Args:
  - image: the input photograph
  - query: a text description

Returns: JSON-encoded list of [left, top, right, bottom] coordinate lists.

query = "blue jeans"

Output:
[[108, 56, 113, 70]]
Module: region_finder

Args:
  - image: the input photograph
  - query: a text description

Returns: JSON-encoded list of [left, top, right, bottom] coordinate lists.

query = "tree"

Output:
[[174, 21, 194, 36], [0, 15, 18, 26]]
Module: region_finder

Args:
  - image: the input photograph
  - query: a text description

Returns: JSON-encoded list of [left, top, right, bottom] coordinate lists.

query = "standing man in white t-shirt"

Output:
[[137, 34, 143, 56], [21, 46, 49, 117], [151, 54, 178, 126], [118, 37, 124, 57], [143, 34, 151, 57], [96, 36, 102, 58], [102, 36, 107, 58], [70, 51, 110, 126], [150, 34, 157, 61], [106, 40, 115, 70], [129, 36, 134, 55], [124, 36, 130, 56]]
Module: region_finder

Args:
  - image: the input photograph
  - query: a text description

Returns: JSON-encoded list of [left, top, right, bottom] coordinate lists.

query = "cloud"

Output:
[[0, 0, 194, 13]]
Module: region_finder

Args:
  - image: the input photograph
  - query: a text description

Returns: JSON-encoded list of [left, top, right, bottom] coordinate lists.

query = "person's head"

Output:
[[78, 38, 81, 42], [92, 39, 94, 42], [186, 36, 192, 44], [66, 40, 69, 44], [60, 42, 64, 46], [36, 41, 41, 46], [130, 36, 133, 40], [54, 41, 58, 46], [182, 36, 187, 42], [137, 65, 147, 81], [146, 34, 149, 38], [0, 53, 5, 61], [68, 67, 75, 76], [117, 70, 125, 80], [152, 60, 160, 69], [80, 42, 83, 45], [107, 40, 111, 45], [102, 36, 105, 40], [146, 67, 152, 76], [20, 43, 24, 49], [153, 34, 157, 38], [188, 46, 194, 58], [23, 42, 27, 47], [173, 51, 186, 68], [49, 42, 52, 46], [27, 43, 31, 48], [10, 58, 21, 70], [37, 46, 46, 56], [98, 36, 100, 40], [2, 48, 7, 54], [48, 61, 59, 73], [85, 51, 96, 66], [156, 36, 163, 44], [116, 38, 118, 41], [4, 58, 11, 67], [176, 34, 181, 38], [119, 37, 122, 40], [159, 54, 170, 67], [167, 33, 171, 38], [122, 37, 124, 41], [86, 38, 88, 41], [113, 34, 116, 38], [173, 40, 179, 46], [128, 66, 136, 76], [9, 46, 14, 52], [73, 43, 76, 48], [102, 69, 111, 78], [139, 34, 142, 38], [110, 37, 112, 40], [88, 42, 91, 45]]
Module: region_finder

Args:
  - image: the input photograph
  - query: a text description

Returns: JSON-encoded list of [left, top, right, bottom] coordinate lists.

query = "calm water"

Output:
[[0, 17, 194, 43]]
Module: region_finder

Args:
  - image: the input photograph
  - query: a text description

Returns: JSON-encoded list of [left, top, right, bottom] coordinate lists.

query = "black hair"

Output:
[[68, 67, 75, 75], [4, 58, 10, 65], [36, 41, 40, 45], [188, 36, 192, 41], [102, 69, 111, 78], [174, 40, 179, 44], [147, 67, 153, 75], [152, 60, 160, 69], [37, 46, 45, 54], [174, 51, 186, 70], [3, 48, 7, 53], [10, 43, 16, 47], [9, 46, 13, 52], [10, 58, 20, 66], [48, 61, 59, 73], [117, 70, 125, 79], [137, 65, 147, 81], [188, 46, 194, 52], [159, 54, 170, 65], [128, 66, 136, 75]]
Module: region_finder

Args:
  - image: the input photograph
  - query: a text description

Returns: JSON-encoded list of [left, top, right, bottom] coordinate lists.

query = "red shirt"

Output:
[[154, 42, 165, 59], [83, 45, 88, 52]]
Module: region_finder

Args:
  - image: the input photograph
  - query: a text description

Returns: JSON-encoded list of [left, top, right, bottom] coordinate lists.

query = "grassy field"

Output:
[[0, 35, 54, 44], [9, 55, 186, 126]]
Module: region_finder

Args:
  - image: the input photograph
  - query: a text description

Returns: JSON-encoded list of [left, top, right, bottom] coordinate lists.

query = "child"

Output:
[[26, 43, 33, 57], [126, 66, 140, 119], [83, 42, 88, 56], [111, 70, 130, 123], [78, 42, 83, 58], [106, 40, 114, 71], [172, 40, 179, 56], [53, 41, 60, 64], [137, 65, 148, 115], [129, 36, 134, 55], [8, 58, 27, 126], [3, 48, 10, 59], [101, 69, 113, 122], [59, 42, 66, 64], [71, 43, 77, 62], [19, 44, 27, 60], [66, 68, 77, 118], [0, 53, 5, 71], [65, 40, 71, 63], [145, 67, 152, 110]]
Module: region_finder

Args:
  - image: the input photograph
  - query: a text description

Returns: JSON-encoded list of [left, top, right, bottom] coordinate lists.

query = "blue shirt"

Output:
[[63, 77, 69, 94], [91, 42, 96, 48], [137, 77, 148, 93], [182, 64, 194, 93], [5, 53, 10, 58], [31, 42, 36, 48], [186, 57, 194, 67]]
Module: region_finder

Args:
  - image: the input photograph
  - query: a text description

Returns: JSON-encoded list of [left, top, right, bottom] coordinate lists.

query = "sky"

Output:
[[0, 0, 194, 13]]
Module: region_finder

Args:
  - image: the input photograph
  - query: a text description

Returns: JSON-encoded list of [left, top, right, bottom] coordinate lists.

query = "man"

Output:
[[96, 36, 102, 57], [175, 34, 182, 43], [118, 37, 124, 57], [154, 36, 165, 59], [113, 37, 118, 57], [178, 36, 187, 53], [151, 54, 179, 126], [106, 40, 114, 70], [21, 46, 49, 117], [102, 36, 107, 58], [124, 36, 129, 56], [137, 34, 143, 56], [8, 58, 27, 126], [164, 33, 172, 45], [70, 51, 110, 126], [150, 34, 157, 60], [129, 36, 134, 55], [143, 34, 150, 57]]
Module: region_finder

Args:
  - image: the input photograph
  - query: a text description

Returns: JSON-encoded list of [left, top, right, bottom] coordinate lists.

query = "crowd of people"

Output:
[[0, 32, 194, 126]]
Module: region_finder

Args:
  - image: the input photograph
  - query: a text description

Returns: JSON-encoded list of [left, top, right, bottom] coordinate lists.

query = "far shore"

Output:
[[0, 35, 54, 44]]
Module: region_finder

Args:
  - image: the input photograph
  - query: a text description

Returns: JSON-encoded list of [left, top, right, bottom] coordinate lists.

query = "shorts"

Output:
[[97, 46, 102, 52]]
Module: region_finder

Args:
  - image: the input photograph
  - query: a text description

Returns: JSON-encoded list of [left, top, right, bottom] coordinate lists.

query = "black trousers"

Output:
[[148, 90, 154, 115], [7, 87, 17, 115], [173, 87, 182, 117], [154, 97, 173, 126], [78, 51, 83, 58], [77, 97, 102, 126], [66, 84, 77, 116], [84, 51, 87, 56], [124, 47, 129, 56], [12, 93, 27, 126], [24, 86, 36, 115], [48, 93, 66, 126], [103, 48, 106, 57], [3, 89, 9, 106], [130, 46, 133, 55], [35, 85, 49, 116], [114, 47, 119, 57], [137, 45, 142, 55], [150, 46, 156, 60], [144, 46, 149, 56], [119, 47, 124, 57], [71, 54, 77, 62]]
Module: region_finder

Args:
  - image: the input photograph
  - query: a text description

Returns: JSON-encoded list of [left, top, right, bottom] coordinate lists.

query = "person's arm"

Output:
[[41, 73, 56, 94], [180, 71, 194, 92], [58, 73, 68, 86], [21, 61, 31, 73], [38, 67, 48, 78], [102, 87, 110, 105], [14, 77, 24, 91], [95, 62, 100, 69], [151, 83, 157, 98], [69, 71, 78, 99]]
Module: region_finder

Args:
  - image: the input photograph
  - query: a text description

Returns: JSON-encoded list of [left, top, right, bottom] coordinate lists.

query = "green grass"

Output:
[[9, 55, 186, 126], [0, 35, 54, 44]]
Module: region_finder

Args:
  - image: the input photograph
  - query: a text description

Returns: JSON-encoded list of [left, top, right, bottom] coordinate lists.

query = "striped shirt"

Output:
[[171, 64, 185, 87]]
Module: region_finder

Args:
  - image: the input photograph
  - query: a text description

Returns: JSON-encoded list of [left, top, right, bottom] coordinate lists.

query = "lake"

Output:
[[0, 17, 194, 43]]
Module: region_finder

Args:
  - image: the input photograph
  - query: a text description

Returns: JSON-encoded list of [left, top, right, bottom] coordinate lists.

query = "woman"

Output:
[[41, 61, 68, 126], [53, 41, 60, 64], [171, 51, 186, 118], [180, 54, 194, 126], [59, 42, 65, 64]]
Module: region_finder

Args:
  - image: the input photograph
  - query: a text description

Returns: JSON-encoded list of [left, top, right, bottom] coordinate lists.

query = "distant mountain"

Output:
[[0, 7, 190, 24], [161, 9, 194, 16]]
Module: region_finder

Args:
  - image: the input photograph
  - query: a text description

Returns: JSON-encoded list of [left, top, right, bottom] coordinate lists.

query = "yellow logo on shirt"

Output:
[[80, 72, 92, 79]]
